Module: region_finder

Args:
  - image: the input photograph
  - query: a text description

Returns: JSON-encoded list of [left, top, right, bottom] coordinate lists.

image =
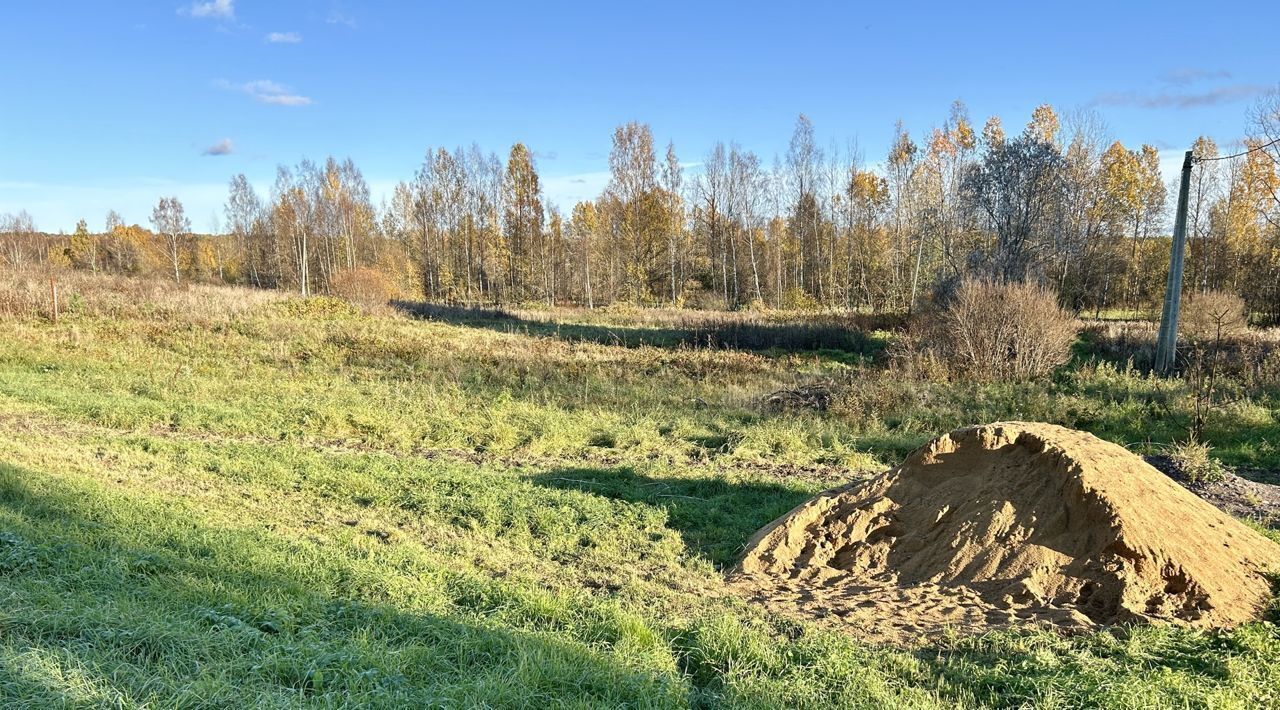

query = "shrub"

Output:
[[920, 278, 1077, 382], [1180, 291, 1248, 344], [779, 288, 821, 312], [277, 296, 360, 320], [330, 267, 397, 310], [1170, 438, 1230, 484]]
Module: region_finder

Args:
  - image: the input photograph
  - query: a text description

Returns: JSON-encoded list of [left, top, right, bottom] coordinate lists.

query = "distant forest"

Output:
[[4, 94, 1280, 321]]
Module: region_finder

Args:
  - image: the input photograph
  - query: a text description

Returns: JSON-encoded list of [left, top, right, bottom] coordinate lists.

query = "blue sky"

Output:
[[1, 0, 1276, 232]]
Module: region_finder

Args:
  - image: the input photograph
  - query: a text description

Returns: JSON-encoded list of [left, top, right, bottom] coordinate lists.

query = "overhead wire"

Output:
[[1191, 136, 1280, 163]]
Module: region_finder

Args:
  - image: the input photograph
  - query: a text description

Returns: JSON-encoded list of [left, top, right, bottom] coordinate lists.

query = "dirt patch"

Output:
[[731, 422, 1280, 645], [1148, 454, 1280, 529]]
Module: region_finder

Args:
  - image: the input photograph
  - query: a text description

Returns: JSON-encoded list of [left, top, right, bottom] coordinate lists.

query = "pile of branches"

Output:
[[762, 381, 836, 412]]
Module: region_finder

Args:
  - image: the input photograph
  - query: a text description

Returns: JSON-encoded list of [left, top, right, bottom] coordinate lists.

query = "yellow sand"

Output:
[[732, 422, 1280, 644]]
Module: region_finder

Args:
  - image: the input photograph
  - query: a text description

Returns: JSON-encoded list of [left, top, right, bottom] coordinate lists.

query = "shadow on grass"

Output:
[[528, 465, 815, 568], [1, 458, 1269, 707], [0, 462, 689, 707], [393, 301, 887, 360]]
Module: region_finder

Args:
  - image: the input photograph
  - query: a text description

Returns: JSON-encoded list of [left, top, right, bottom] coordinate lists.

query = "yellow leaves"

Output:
[[189, 239, 221, 277], [111, 224, 146, 245], [65, 219, 97, 270], [1240, 139, 1280, 207], [848, 170, 889, 207], [953, 119, 977, 153], [1098, 141, 1164, 239], [982, 116, 1005, 148], [1220, 139, 1280, 256], [888, 122, 917, 169], [46, 246, 73, 269], [1101, 141, 1143, 214], [1027, 104, 1060, 144], [504, 143, 543, 209], [948, 100, 976, 152], [1192, 136, 1218, 162], [325, 166, 343, 196], [928, 127, 956, 160], [570, 201, 598, 238], [1138, 145, 1161, 178]]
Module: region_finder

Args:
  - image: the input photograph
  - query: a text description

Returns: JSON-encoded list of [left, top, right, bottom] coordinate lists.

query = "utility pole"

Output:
[[1154, 150, 1194, 374]]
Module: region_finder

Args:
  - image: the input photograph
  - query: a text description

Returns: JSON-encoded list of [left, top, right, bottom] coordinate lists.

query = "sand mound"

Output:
[[732, 422, 1280, 643]]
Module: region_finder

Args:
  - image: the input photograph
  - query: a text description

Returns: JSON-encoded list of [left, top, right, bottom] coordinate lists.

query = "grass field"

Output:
[[1, 274, 1279, 708]]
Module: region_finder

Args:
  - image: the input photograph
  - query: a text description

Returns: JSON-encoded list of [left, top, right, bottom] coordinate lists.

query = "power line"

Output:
[[1192, 136, 1280, 163]]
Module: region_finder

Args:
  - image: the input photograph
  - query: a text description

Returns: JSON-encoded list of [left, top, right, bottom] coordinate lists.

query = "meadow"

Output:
[[0, 271, 1278, 708]]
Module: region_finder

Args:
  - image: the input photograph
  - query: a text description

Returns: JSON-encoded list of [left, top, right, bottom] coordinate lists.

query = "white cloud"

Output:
[[266, 31, 302, 44], [181, 0, 234, 20], [326, 10, 357, 28], [203, 138, 235, 156], [217, 79, 313, 107]]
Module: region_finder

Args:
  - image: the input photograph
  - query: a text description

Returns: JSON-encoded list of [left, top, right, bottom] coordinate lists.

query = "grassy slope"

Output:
[[0, 292, 1278, 708]]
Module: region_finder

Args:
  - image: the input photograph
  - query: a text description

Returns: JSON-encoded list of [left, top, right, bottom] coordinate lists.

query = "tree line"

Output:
[[4, 92, 1279, 321]]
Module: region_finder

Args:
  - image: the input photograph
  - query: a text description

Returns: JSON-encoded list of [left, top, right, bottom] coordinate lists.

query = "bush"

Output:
[[330, 267, 397, 310], [1170, 438, 1231, 484], [779, 288, 821, 312], [920, 278, 1077, 381], [1180, 291, 1248, 343]]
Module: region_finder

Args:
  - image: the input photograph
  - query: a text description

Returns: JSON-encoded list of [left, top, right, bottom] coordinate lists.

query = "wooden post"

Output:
[[49, 278, 58, 324], [1155, 150, 1194, 374]]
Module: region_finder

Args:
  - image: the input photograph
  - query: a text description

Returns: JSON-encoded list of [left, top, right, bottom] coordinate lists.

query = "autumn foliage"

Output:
[[4, 95, 1280, 322]]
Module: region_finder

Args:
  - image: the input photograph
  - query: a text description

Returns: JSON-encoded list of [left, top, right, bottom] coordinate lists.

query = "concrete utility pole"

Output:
[[1154, 150, 1194, 374]]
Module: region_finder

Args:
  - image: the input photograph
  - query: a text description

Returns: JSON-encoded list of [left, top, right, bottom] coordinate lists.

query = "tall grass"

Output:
[[0, 266, 283, 322]]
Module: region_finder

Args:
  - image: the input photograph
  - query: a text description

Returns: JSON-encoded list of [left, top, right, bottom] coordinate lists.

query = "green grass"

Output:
[[0, 288, 1278, 707]]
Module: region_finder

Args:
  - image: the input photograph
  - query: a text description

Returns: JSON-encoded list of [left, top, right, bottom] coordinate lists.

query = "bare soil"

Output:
[[731, 423, 1280, 645], [1147, 454, 1280, 529]]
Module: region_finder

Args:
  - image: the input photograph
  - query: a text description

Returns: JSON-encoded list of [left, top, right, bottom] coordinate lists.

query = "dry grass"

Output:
[[1181, 291, 1250, 343], [0, 267, 283, 323], [1085, 318, 1280, 386], [330, 266, 401, 311]]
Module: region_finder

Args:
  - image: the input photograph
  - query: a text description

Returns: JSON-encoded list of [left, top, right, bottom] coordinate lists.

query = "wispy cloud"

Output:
[[202, 138, 234, 156], [181, 0, 234, 20], [216, 79, 313, 106], [266, 31, 302, 44], [326, 10, 357, 28], [1160, 68, 1232, 86], [1093, 84, 1267, 110]]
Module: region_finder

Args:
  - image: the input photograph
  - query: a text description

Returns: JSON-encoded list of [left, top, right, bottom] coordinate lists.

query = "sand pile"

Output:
[[732, 422, 1280, 643]]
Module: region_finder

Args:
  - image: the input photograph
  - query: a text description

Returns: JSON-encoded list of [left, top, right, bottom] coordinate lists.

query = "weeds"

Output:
[[1171, 438, 1232, 485]]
